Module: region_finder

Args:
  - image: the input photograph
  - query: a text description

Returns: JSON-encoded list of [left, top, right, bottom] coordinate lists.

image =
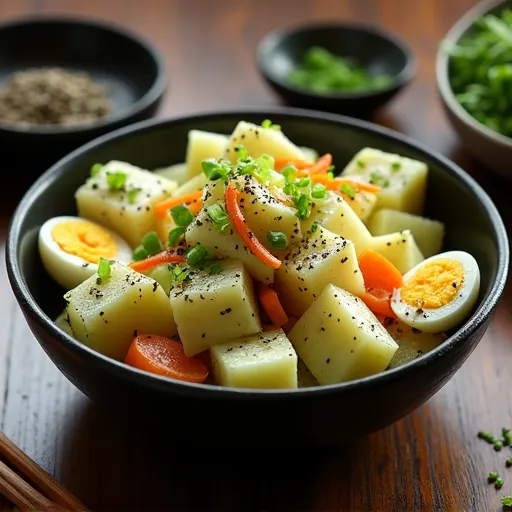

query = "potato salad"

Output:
[[42, 119, 481, 389]]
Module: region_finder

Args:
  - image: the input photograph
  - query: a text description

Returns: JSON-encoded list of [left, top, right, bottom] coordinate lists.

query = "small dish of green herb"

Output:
[[288, 46, 392, 94], [448, 9, 512, 138]]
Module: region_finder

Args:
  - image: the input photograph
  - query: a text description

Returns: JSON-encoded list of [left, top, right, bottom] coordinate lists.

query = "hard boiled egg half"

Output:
[[391, 251, 480, 333], [39, 216, 132, 290]]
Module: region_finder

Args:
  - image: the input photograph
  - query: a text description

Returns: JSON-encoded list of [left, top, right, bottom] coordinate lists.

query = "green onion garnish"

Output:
[[168, 227, 186, 246], [206, 203, 230, 232], [356, 159, 366, 168], [186, 244, 209, 266], [341, 183, 356, 199], [496, 478, 505, 490], [235, 146, 248, 161], [502, 496, 512, 509], [311, 182, 327, 199], [132, 245, 148, 262], [489, 472, 499, 483], [261, 119, 281, 130], [282, 165, 297, 183], [207, 262, 223, 274], [370, 170, 390, 188], [106, 171, 127, 191], [127, 188, 140, 204], [478, 430, 496, 444], [141, 231, 161, 256], [90, 163, 103, 177], [495, 441, 504, 451], [169, 264, 190, 283], [297, 177, 311, 187], [391, 162, 402, 172], [506, 458, 512, 468], [171, 205, 194, 227], [267, 231, 288, 250], [295, 193, 310, 220], [311, 221, 319, 232], [201, 158, 232, 181], [98, 257, 113, 279]]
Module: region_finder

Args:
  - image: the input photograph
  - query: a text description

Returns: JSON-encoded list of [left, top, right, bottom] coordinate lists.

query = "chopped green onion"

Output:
[[257, 154, 275, 171], [235, 146, 248, 160], [495, 441, 504, 451], [141, 231, 161, 256], [168, 227, 186, 246], [503, 428, 512, 446], [327, 165, 335, 174], [207, 262, 223, 274], [206, 203, 230, 232], [127, 188, 140, 204], [356, 160, 366, 168], [502, 496, 512, 509], [341, 183, 356, 199], [370, 170, 390, 187], [201, 158, 231, 181], [311, 221, 319, 232], [506, 458, 512, 468], [169, 264, 190, 283], [311, 182, 327, 199], [283, 183, 295, 196], [267, 231, 288, 250], [98, 257, 113, 279], [478, 430, 497, 444], [106, 171, 127, 191], [297, 178, 311, 187], [186, 244, 209, 266], [132, 245, 148, 262], [90, 163, 103, 177], [326, 171, 335, 180], [489, 472, 499, 483], [171, 205, 194, 227], [496, 478, 505, 490], [261, 119, 280, 130], [281, 165, 297, 183], [295, 193, 310, 220], [391, 162, 402, 172]]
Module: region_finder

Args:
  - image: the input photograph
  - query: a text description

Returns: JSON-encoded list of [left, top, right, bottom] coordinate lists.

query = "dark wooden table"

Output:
[[1, 0, 511, 510]]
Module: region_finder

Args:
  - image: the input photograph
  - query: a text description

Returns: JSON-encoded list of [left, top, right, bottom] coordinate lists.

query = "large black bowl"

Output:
[[0, 16, 166, 173], [6, 109, 509, 446]]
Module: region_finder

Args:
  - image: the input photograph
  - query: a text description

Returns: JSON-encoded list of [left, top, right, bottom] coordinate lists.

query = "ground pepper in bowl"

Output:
[[0, 67, 111, 128]]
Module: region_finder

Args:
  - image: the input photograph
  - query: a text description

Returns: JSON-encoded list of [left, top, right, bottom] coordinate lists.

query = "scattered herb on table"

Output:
[[287, 46, 392, 94], [502, 496, 512, 510], [448, 9, 512, 138]]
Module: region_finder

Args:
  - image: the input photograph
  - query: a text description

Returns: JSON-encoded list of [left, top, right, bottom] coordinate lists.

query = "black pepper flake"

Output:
[[452, 282, 457, 288], [96, 277, 102, 285], [133, 329, 138, 337], [99, 311, 104, 316], [326, 358, 330, 364], [321, 327, 325, 331], [341, 257, 348, 263], [201, 333, 205, 338]]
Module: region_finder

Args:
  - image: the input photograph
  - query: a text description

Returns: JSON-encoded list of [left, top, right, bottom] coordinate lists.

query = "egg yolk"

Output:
[[401, 259, 465, 310], [52, 220, 117, 263]]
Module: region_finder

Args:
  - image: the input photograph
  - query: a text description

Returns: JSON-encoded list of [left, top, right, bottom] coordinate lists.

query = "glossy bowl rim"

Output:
[[256, 21, 416, 100], [0, 15, 167, 136], [6, 107, 509, 400], [436, 0, 512, 148]]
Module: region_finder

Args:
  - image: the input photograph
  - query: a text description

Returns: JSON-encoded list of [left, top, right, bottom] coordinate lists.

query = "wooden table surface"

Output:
[[1, 0, 511, 510]]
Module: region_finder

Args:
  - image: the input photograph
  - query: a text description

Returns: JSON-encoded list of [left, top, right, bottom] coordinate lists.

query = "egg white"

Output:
[[38, 215, 133, 290], [390, 250, 480, 333]]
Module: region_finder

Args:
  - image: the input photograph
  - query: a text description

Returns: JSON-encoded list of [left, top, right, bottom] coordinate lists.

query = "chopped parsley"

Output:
[[169, 264, 190, 283]]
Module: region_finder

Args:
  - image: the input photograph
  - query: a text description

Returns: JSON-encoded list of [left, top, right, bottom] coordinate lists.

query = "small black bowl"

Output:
[[257, 23, 415, 116], [0, 16, 166, 173], [6, 109, 508, 447]]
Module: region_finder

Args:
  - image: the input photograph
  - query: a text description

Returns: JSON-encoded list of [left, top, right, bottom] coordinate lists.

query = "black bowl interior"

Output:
[[6, 110, 509, 444], [259, 24, 412, 97], [0, 17, 163, 133]]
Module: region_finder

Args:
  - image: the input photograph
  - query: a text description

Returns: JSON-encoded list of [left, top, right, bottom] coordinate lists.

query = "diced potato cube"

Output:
[[371, 230, 424, 274], [386, 319, 447, 369], [224, 121, 304, 163], [275, 226, 364, 317], [341, 148, 428, 214], [64, 262, 177, 360], [299, 146, 319, 163], [55, 309, 74, 337], [153, 162, 188, 185], [76, 161, 177, 248], [367, 209, 445, 258], [185, 130, 228, 180], [304, 195, 423, 273], [288, 284, 398, 385], [210, 328, 297, 389], [172, 173, 209, 197], [169, 260, 262, 356]]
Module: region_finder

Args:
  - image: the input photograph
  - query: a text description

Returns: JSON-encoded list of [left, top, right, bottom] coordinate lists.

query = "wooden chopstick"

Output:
[[0, 433, 88, 511]]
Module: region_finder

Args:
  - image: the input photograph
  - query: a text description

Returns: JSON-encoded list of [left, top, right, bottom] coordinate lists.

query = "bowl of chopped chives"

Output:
[[256, 23, 415, 116], [0, 16, 166, 175], [436, 0, 512, 179]]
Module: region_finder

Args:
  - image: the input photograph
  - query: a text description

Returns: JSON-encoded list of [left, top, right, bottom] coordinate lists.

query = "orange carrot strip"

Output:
[[274, 158, 313, 171], [225, 182, 281, 270], [188, 199, 203, 215], [305, 153, 332, 175], [358, 250, 403, 292], [361, 289, 397, 319], [154, 191, 203, 218], [310, 174, 342, 190], [309, 175, 381, 194], [129, 251, 186, 273], [125, 335, 208, 383], [258, 283, 289, 327]]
